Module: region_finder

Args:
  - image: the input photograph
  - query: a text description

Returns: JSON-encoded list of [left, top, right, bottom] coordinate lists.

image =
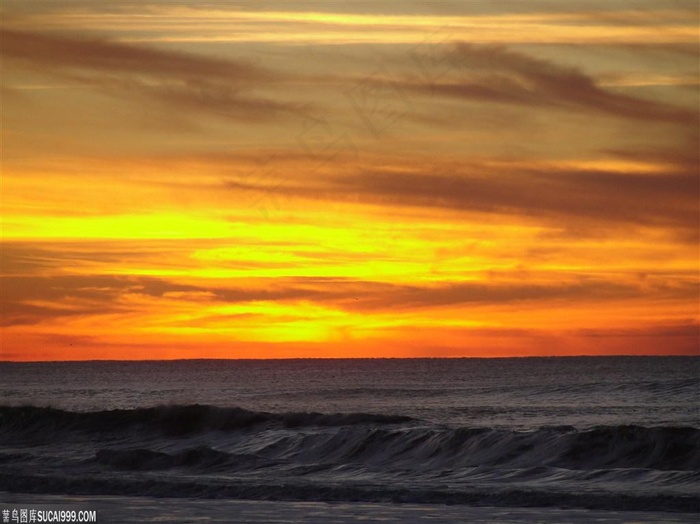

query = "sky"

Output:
[[1, 0, 699, 360]]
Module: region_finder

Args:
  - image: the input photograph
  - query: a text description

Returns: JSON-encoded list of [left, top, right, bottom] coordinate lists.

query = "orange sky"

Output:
[[1, 1, 699, 360]]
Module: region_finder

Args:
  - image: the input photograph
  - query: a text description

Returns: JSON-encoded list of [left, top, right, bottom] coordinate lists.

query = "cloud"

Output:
[[4, 270, 695, 327], [2, 28, 273, 81], [8, 3, 698, 46], [0, 275, 129, 327], [576, 322, 700, 339], [136, 79, 306, 122], [339, 279, 699, 312], [400, 43, 697, 125], [208, 147, 697, 239], [325, 161, 699, 237], [2, 28, 307, 121], [0, 273, 330, 327], [605, 146, 700, 172]]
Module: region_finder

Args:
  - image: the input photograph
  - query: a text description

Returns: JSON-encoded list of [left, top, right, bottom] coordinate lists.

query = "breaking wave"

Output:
[[1, 405, 699, 511], [0, 404, 415, 436]]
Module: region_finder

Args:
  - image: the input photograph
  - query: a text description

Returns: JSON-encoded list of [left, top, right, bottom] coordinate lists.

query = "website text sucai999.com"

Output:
[[2, 507, 98, 523]]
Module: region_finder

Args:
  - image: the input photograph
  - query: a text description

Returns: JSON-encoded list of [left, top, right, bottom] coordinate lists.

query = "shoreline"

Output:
[[2, 493, 699, 524]]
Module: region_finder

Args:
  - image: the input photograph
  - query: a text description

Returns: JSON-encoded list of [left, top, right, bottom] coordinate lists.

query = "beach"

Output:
[[3, 493, 699, 524]]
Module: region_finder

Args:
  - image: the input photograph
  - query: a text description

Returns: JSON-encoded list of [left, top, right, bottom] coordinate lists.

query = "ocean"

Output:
[[1, 357, 698, 523]]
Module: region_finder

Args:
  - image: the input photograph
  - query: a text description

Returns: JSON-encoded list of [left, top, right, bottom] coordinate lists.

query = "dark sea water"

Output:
[[1, 357, 699, 520]]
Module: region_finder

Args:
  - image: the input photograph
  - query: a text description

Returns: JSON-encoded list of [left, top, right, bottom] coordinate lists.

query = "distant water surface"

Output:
[[2, 357, 698, 428]]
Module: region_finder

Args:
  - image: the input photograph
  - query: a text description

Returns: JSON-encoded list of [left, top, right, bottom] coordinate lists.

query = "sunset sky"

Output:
[[2, 0, 698, 360]]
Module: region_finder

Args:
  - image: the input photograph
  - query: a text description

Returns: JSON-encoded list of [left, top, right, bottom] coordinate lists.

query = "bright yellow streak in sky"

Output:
[[2, 214, 234, 240], [17, 8, 698, 44]]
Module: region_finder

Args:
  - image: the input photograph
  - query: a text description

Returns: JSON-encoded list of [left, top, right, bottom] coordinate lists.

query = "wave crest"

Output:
[[0, 404, 415, 438]]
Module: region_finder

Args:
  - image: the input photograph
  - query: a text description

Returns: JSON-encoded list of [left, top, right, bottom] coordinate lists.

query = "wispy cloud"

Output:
[[2, 28, 308, 121], [397, 44, 698, 125], [7, 5, 698, 45], [339, 279, 699, 312], [2, 28, 277, 80], [5, 270, 696, 328], [344, 168, 697, 235], [217, 154, 698, 238]]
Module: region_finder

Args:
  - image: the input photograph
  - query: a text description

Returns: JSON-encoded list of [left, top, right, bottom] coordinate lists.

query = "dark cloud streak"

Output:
[[340, 167, 698, 234], [399, 44, 698, 125], [2, 28, 308, 121], [2, 28, 273, 82], [221, 156, 698, 238], [2, 272, 696, 327]]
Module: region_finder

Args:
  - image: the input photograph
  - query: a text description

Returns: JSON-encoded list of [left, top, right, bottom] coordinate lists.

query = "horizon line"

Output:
[[1, 354, 697, 364]]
